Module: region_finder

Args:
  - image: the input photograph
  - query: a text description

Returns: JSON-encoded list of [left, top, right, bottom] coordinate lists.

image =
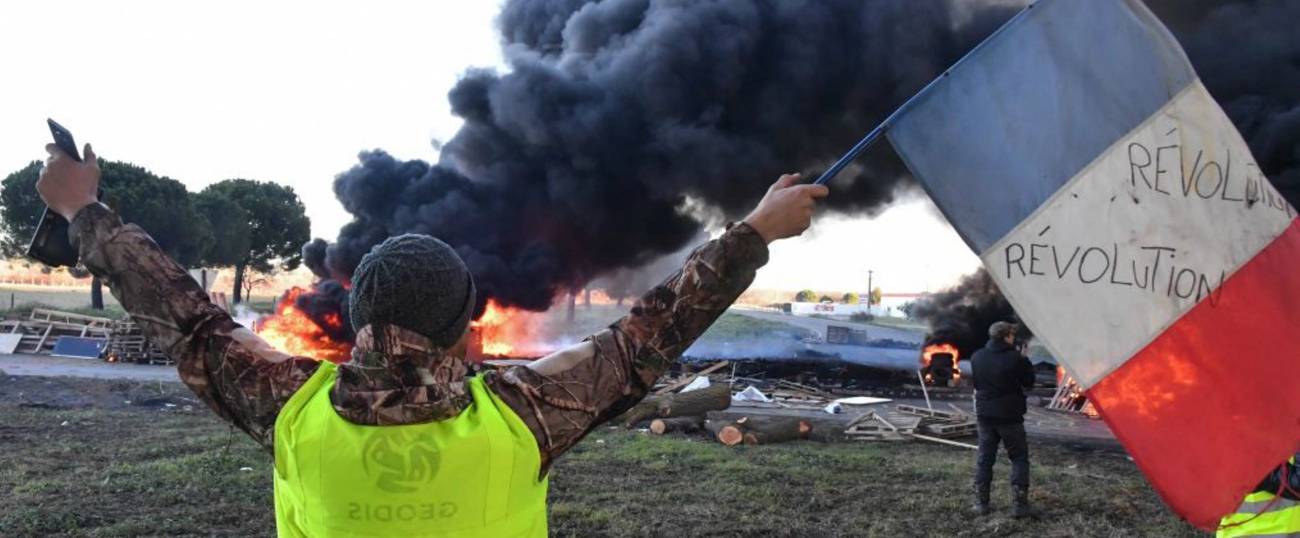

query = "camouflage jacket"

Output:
[[73, 202, 768, 474]]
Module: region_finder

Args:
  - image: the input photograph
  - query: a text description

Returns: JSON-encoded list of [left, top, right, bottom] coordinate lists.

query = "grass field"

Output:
[[0, 375, 1205, 538]]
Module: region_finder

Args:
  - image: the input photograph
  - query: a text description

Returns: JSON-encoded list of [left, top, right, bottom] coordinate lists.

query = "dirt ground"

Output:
[[0, 372, 1206, 538]]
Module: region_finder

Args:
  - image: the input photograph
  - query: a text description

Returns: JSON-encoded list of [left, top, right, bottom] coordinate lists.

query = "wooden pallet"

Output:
[[0, 317, 111, 356], [843, 411, 921, 441], [896, 404, 969, 422], [924, 421, 978, 437], [106, 321, 170, 364], [29, 308, 113, 329]]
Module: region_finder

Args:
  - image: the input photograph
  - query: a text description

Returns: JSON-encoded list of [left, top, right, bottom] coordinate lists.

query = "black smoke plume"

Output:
[[903, 269, 1028, 359], [299, 0, 1300, 349], [1147, 0, 1300, 206], [303, 0, 1021, 319]]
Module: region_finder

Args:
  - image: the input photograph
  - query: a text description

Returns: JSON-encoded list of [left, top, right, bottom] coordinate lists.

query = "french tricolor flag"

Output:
[[882, 0, 1300, 528]]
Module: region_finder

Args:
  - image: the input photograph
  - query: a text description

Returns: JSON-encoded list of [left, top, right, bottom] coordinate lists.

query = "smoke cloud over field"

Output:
[[305, 0, 1019, 315], [300, 0, 1300, 353]]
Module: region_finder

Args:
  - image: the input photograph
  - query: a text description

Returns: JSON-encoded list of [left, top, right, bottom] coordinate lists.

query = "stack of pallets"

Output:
[[0, 308, 113, 356], [106, 321, 170, 364]]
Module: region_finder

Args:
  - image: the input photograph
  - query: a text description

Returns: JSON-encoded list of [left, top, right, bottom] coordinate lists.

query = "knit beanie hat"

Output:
[[348, 234, 476, 348]]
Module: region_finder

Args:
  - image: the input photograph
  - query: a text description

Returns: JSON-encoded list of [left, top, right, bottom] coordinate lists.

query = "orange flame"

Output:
[[469, 299, 547, 359], [255, 287, 352, 363], [920, 342, 962, 384]]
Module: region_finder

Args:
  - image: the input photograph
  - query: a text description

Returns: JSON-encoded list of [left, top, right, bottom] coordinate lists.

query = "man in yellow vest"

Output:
[[36, 141, 827, 536], [1218, 455, 1300, 537]]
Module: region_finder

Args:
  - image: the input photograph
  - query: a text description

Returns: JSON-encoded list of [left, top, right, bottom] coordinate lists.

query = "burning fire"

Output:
[[255, 287, 352, 363], [469, 299, 547, 359], [921, 342, 962, 384], [1053, 366, 1100, 418]]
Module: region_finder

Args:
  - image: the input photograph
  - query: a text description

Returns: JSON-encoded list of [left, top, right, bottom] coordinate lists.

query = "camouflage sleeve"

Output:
[[71, 202, 319, 450], [485, 222, 768, 474]]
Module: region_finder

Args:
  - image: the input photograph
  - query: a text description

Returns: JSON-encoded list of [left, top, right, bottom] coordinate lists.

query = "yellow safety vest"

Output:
[[273, 362, 548, 537], [1219, 458, 1300, 538]]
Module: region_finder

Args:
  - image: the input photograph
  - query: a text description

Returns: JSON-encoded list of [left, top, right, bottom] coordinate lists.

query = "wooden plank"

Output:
[[925, 421, 978, 437], [29, 308, 113, 328], [912, 434, 978, 450], [844, 431, 909, 442], [34, 324, 54, 351], [774, 379, 833, 398], [653, 361, 728, 395], [870, 411, 897, 431], [896, 404, 968, 421]]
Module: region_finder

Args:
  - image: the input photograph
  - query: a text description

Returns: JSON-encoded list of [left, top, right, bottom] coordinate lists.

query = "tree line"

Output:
[[0, 160, 310, 308], [793, 288, 883, 305]]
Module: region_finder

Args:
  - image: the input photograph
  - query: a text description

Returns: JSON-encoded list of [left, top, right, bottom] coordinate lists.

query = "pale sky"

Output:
[[0, 1, 979, 293]]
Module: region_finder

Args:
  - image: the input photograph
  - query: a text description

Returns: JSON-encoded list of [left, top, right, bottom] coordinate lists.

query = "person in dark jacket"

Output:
[[970, 321, 1036, 517]]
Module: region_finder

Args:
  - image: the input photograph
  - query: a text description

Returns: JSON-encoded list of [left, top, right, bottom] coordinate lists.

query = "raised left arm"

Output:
[[41, 143, 318, 450]]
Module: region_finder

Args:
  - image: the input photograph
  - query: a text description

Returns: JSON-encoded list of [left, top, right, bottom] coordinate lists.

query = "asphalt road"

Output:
[[0, 353, 177, 382]]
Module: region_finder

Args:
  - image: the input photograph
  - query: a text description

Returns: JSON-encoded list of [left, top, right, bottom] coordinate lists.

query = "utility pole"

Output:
[[867, 269, 874, 306]]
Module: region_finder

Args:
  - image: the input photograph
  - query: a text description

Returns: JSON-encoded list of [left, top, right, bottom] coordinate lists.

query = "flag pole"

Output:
[[812, 2, 1036, 186], [812, 121, 892, 185]]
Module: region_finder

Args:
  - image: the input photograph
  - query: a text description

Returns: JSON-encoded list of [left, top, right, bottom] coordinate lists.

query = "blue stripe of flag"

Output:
[[886, 0, 1195, 253]]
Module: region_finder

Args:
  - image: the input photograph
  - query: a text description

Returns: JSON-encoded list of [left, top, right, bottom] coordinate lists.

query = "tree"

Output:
[[0, 161, 46, 258], [818, 295, 834, 303], [101, 161, 213, 307], [1, 160, 211, 309], [869, 287, 883, 306], [841, 292, 860, 305], [100, 161, 214, 266], [0, 162, 76, 299], [241, 271, 270, 301], [201, 179, 310, 303], [794, 289, 816, 302], [192, 190, 251, 267]]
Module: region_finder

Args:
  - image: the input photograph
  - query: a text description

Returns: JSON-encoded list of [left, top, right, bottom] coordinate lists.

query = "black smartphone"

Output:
[[26, 119, 86, 267]]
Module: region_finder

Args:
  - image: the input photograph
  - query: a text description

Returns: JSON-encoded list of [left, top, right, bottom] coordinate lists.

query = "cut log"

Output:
[[657, 383, 731, 417], [705, 418, 734, 439], [649, 416, 705, 435], [705, 416, 750, 446], [741, 417, 812, 445], [715, 420, 747, 446], [707, 409, 844, 443], [623, 383, 732, 428], [621, 396, 664, 427], [707, 415, 811, 446]]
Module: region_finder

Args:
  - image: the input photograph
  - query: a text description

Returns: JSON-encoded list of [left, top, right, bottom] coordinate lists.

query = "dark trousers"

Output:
[[974, 418, 1030, 488]]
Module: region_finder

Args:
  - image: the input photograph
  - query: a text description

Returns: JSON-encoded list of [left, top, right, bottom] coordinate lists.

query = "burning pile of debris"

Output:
[[920, 342, 961, 387], [253, 287, 352, 363], [247, 286, 554, 364], [1047, 367, 1099, 418]]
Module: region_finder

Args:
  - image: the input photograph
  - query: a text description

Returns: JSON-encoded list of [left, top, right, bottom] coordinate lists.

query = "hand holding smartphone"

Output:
[[26, 119, 88, 267]]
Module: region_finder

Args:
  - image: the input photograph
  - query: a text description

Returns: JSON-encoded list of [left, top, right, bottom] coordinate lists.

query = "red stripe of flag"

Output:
[[1087, 217, 1300, 529]]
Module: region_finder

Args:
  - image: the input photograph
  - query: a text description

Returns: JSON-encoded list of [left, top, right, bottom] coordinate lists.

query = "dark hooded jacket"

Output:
[[971, 338, 1035, 423]]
